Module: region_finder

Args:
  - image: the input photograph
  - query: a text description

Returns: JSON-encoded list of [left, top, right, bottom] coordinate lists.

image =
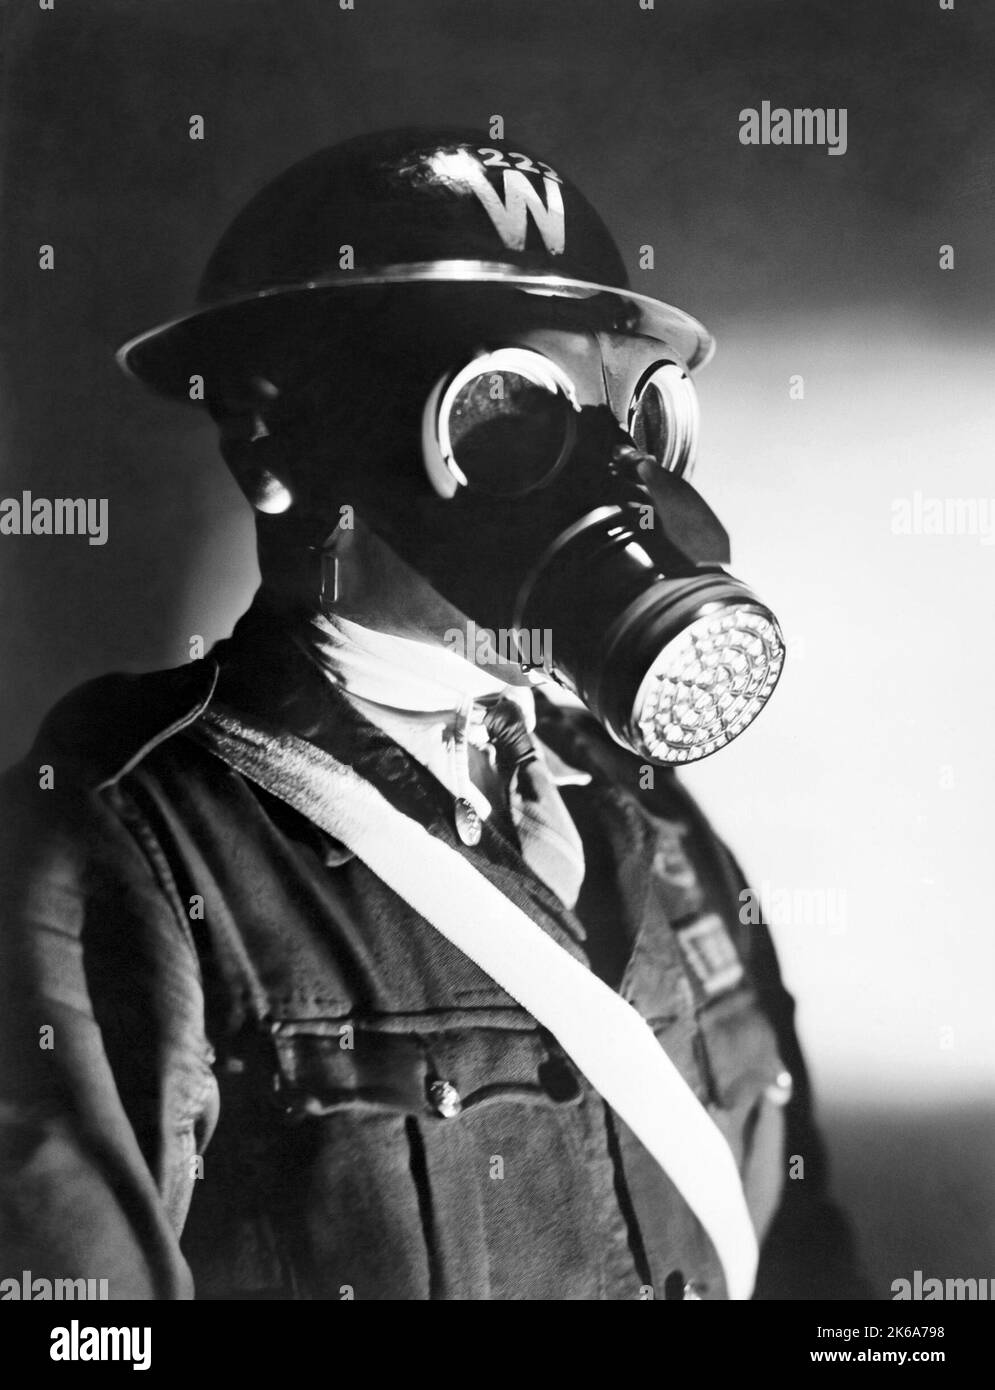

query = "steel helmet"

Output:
[[116, 127, 713, 400]]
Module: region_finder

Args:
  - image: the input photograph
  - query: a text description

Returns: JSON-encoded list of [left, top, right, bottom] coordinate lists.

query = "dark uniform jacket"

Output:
[[0, 604, 868, 1300]]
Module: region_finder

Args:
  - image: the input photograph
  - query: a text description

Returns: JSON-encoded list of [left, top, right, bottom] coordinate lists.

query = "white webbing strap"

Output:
[[194, 707, 759, 1299]]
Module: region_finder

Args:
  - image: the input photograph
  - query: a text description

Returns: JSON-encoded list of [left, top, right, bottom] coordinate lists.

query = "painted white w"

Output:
[[469, 168, 565, 255]]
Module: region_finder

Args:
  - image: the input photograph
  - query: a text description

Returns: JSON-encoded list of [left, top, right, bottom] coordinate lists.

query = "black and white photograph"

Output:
[[0, 0, 991, 1355]]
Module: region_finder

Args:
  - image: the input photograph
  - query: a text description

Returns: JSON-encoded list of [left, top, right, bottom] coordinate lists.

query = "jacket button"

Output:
[[765, 1068, 794, 1106], [666, 1271, 706, 1300], [538, 1055, 581, 1102], [428, 1079, 463, 1118]]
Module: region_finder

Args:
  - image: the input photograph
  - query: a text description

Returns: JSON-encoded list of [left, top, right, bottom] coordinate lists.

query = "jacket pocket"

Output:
[[265, 1015, 619, 1299]]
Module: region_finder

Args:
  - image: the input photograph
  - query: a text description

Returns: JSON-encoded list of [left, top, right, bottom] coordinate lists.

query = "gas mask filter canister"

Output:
[[422, 339, 785, 765]]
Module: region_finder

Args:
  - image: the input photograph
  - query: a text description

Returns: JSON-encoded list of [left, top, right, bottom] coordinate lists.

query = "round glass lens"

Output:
[[448, 370, 573, 497], [631, 381, 665, 459], [628, 362, 699, 475]]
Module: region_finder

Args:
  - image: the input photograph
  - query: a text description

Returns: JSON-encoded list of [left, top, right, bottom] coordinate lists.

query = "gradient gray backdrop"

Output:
[[2, 0, 993, 1297]]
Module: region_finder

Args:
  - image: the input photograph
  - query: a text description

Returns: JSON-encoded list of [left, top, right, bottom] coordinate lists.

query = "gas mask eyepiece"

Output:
[[628, 361, 700, 476], [423, 348, 579, 499], [422, 340, 784, 765], [423, 345, 701, 499]]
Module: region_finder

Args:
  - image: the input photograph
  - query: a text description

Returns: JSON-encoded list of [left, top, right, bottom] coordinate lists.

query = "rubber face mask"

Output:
[[420, 326, 785, 765]]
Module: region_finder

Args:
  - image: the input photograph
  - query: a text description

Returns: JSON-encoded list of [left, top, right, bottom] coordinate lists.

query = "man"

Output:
[[0, 129, 866, 1300]]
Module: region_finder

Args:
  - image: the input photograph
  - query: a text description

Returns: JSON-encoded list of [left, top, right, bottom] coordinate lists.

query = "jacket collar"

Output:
[[92, 658, 220, 791]]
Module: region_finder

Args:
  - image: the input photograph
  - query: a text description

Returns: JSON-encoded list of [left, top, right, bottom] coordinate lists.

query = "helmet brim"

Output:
[[116, 260, 715, 401]]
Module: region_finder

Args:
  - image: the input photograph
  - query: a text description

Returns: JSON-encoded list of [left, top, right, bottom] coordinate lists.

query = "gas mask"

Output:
[[420, 327, 785, 765]]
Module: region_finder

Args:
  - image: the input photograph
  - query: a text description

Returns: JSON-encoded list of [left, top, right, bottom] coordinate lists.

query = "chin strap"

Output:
[[191, 703, 760, 1301]]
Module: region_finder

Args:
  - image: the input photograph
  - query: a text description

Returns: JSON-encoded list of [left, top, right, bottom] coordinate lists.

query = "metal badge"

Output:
[[676, 912, 745, 998], [454, 796, 483, 847]]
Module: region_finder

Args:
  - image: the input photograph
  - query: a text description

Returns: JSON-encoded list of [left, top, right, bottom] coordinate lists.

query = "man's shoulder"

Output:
[[20, 659, 220, 791]]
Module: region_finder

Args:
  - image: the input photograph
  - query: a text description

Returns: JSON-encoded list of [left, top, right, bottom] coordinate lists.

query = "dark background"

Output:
[[2, 0, 993, 1298]]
